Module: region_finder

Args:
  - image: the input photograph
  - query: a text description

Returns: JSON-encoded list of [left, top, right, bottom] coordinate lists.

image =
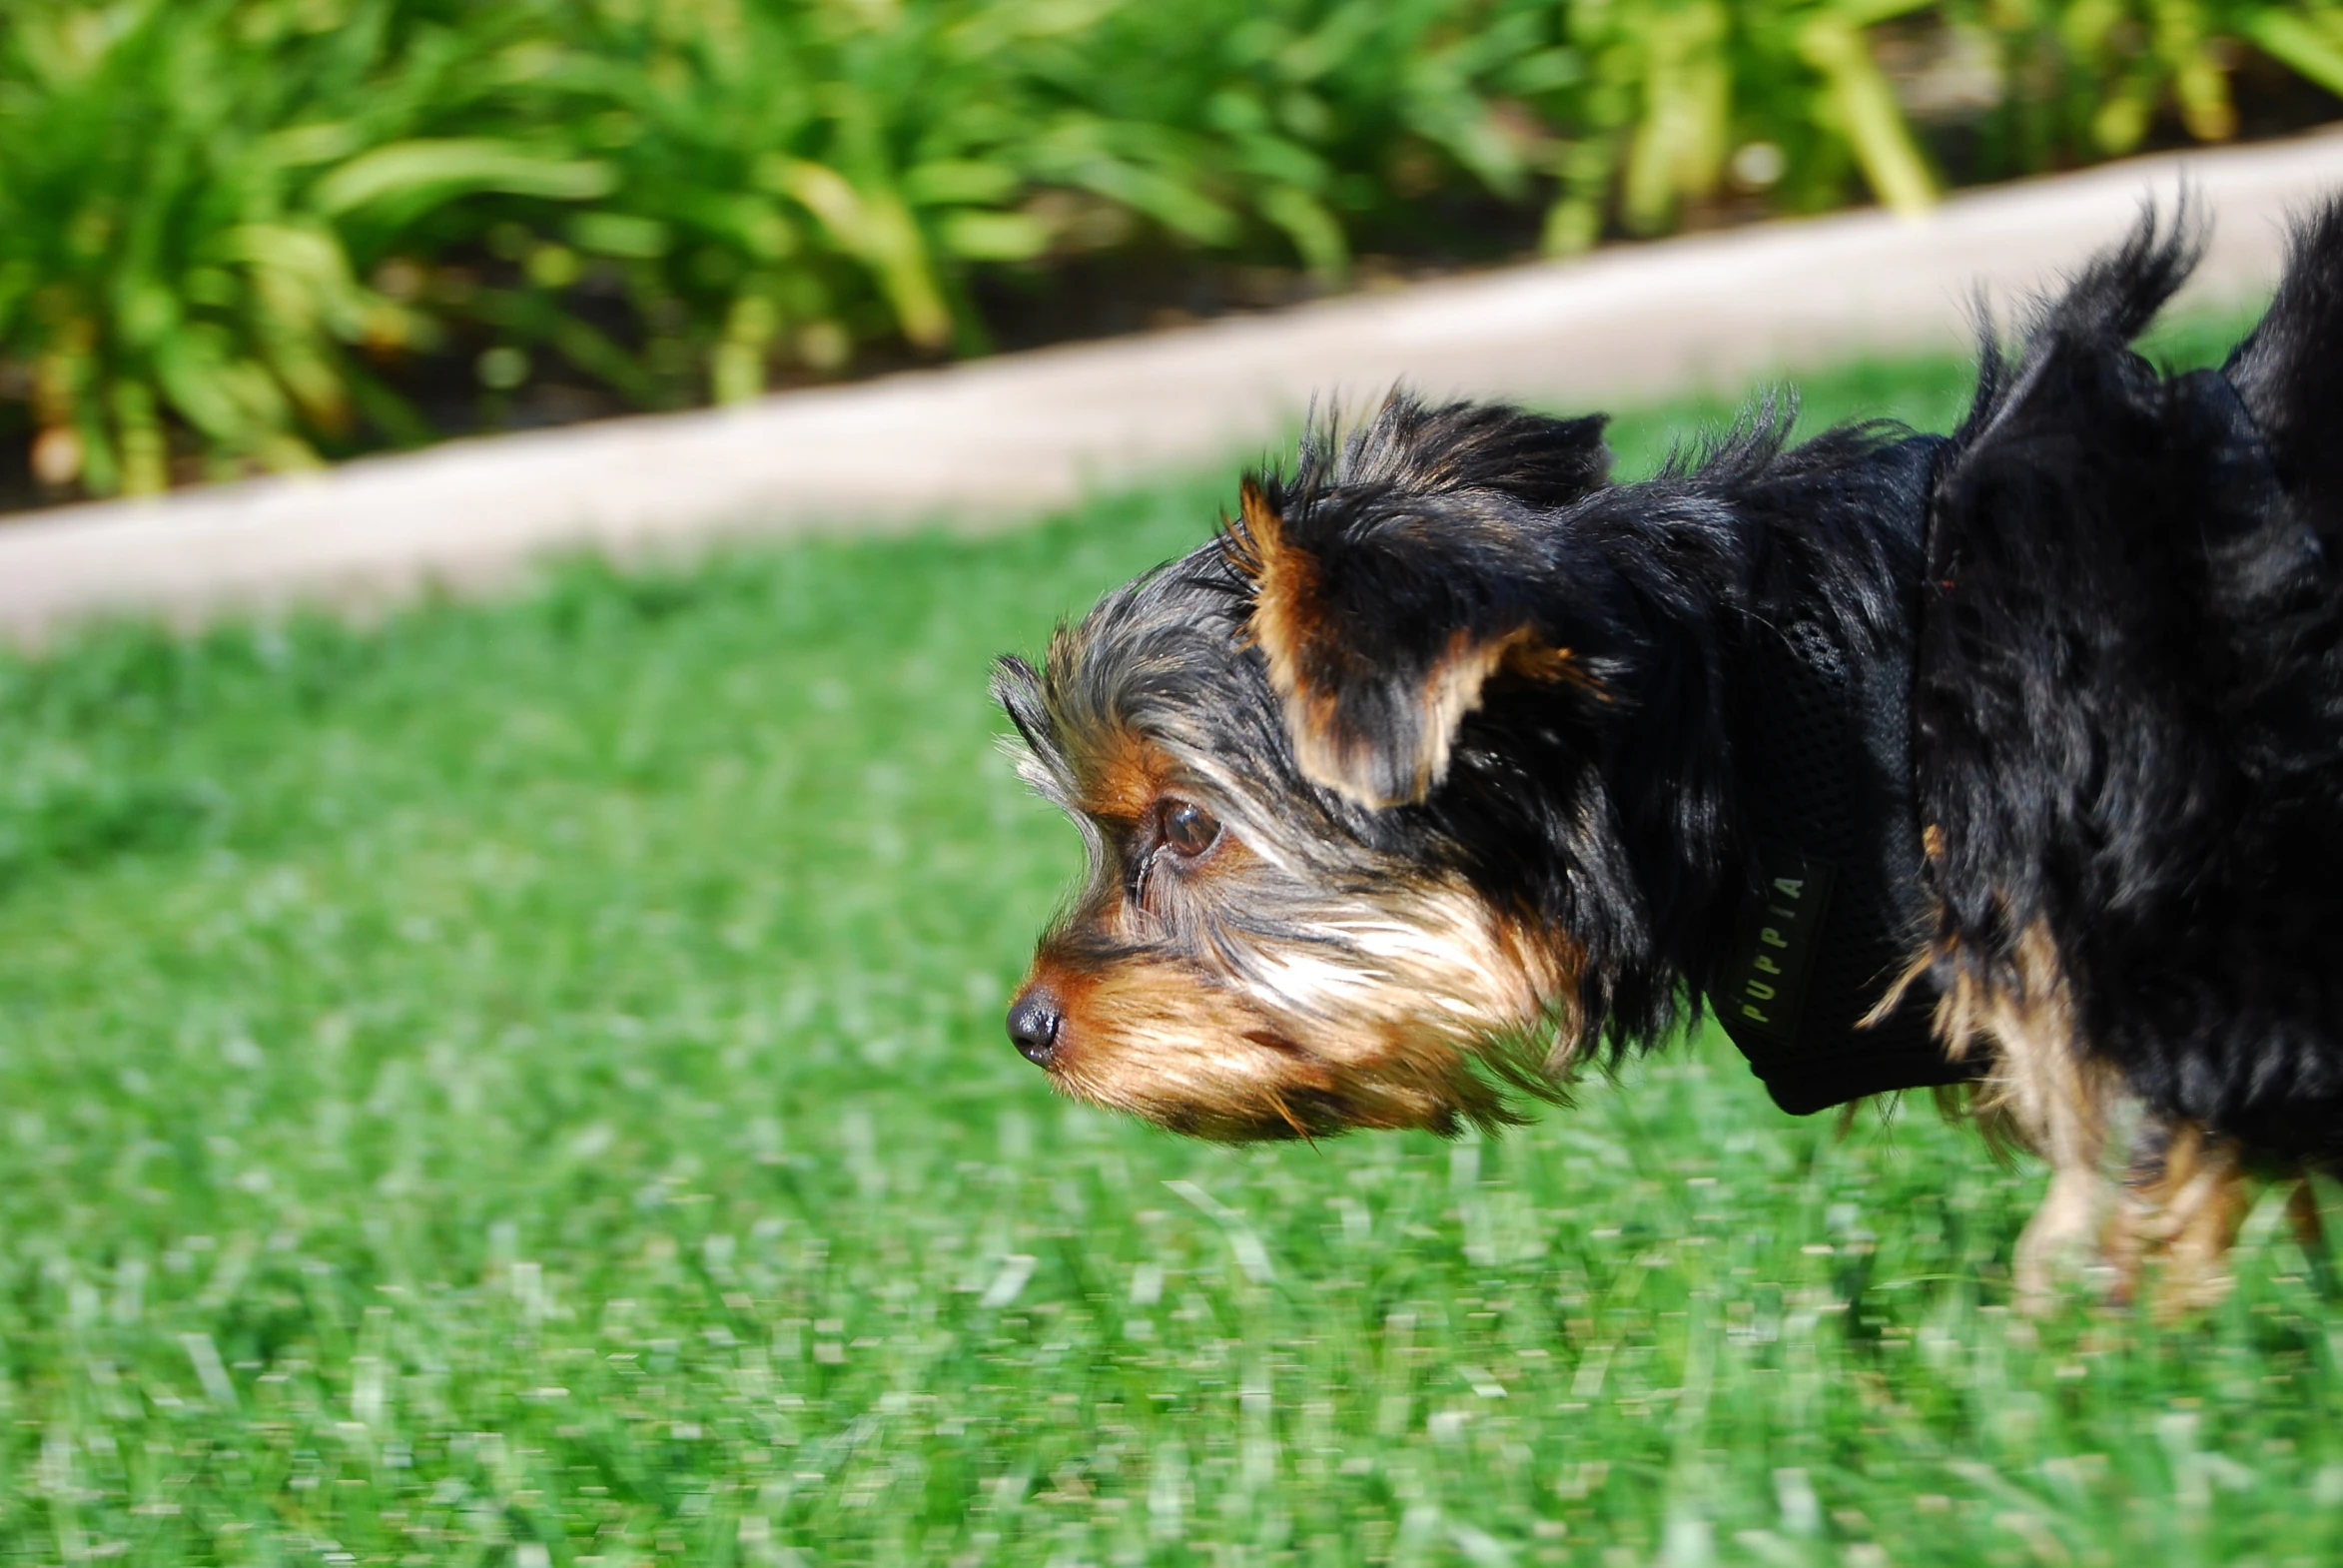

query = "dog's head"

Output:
[[994, 394, 1631, 1140]]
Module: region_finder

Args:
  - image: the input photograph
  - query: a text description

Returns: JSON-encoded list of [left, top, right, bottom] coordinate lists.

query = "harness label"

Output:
[[1717, 846, 1836, 1046]]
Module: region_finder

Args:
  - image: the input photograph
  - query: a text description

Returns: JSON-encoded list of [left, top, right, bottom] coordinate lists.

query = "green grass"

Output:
[[0, 330, 2337, 1567]]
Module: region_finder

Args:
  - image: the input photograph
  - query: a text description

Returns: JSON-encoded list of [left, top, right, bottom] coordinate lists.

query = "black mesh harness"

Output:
[[1705, 435, 1975, 1115]]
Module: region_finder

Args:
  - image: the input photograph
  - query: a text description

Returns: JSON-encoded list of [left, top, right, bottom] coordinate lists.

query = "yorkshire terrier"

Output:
[[994, 201, 2343, 1310]]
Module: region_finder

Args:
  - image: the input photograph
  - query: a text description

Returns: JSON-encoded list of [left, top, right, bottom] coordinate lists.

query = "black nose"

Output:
[[1007, 989, 1064, 1066]]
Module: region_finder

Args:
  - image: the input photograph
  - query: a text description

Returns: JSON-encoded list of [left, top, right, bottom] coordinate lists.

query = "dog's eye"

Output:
[[1158, 799, 1221, 860], [1128, 797, 1223, 908]]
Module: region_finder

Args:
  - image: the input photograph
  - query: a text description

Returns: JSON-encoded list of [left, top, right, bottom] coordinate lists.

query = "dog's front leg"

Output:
[[1965, 926, 2124, 1310], [2003, 1070, 2120, 1312]]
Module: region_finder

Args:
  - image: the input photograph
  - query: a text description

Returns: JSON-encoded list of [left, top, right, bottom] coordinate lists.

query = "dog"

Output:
[[993, 200, 2343, 1311]]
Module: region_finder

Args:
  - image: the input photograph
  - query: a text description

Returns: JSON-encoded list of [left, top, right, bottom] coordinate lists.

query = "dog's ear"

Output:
[[992, 653, 1053, 750], [1226, 399, 1609, 808], [992, 652, 1078, 805]]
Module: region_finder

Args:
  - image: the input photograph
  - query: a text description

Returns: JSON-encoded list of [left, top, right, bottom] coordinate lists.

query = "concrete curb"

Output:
[[5, 126, 2342, 643]]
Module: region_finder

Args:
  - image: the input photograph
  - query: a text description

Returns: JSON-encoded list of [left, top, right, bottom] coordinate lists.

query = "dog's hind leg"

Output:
[[2288, 1177, 2338, 1299], [2106, 1118, 2251, 1320]]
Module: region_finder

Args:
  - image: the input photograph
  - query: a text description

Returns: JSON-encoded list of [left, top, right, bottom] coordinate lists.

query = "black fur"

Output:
[[1003, 199, 2343, 1162], [1221, 403, 1612, 806], [1919, 203, 2343, 1155]]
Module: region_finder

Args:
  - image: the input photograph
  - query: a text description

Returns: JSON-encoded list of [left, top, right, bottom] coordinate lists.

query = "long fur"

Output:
[[1919, 201, 2343, 1155], [999, 199, 2343, 1179]]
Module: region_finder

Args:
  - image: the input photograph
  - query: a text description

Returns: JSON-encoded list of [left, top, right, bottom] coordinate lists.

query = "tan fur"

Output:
[[1235, 485, 1383, 801], [1875, 918, 2286, 1313], [1410, 628, 1599, 799], [1024, 874, 1578, 1140], [1233, 478, 1336, 763], [1072, 723, 1174, 823], [1895, 921, 2123, 1307], [1232, 480, 1590, 806], [2105, 1120, 2252, 1320]]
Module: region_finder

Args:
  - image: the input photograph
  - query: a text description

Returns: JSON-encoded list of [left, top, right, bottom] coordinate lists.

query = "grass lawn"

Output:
[[0, 316, 2336, 1568]]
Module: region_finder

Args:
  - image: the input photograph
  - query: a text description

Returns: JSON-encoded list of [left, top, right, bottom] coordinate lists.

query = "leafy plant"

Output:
[[0, 2, 395, 493], [0, 0, 2333, 497]]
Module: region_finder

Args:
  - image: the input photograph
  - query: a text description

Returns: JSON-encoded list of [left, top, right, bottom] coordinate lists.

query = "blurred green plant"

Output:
[[0, 0, 2334, 497], [0, 0, 624, 493]]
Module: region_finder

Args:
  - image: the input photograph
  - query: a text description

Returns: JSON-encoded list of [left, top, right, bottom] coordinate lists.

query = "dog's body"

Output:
[[996, 203, 2343, 1308]]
